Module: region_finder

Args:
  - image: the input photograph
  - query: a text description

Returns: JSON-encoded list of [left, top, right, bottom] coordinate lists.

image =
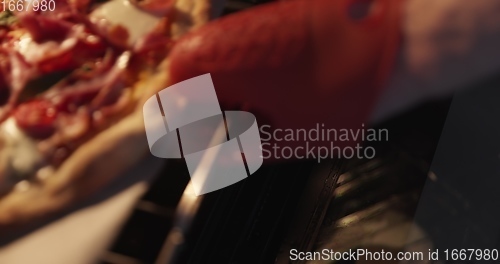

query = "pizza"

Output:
[[0, 0, 211, 230]]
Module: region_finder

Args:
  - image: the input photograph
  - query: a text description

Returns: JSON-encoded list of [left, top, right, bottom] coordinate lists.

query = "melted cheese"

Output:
[[0, 118, 44, 191], [90, 0, 164, 47]]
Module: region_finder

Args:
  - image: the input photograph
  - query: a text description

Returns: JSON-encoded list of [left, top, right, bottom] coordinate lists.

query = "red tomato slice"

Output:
[[14, 99, 58, 139]]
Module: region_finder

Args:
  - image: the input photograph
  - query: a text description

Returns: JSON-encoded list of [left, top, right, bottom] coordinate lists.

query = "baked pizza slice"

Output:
[[0, 0, 211, 230]]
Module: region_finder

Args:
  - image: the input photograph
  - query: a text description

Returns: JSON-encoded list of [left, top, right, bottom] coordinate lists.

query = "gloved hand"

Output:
[[169, 0, 400, 149], [167, 0, 500, 155]]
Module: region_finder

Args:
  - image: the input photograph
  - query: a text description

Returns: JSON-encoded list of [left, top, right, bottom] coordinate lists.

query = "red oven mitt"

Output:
[[168, 0, 401, 155]]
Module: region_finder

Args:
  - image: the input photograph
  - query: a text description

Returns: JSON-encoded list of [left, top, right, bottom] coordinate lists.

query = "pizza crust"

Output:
[[0, 0, 212, 230]]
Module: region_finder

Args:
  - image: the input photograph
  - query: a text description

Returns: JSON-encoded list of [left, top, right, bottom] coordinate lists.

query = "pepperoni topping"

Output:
[[14, 99, 58, 139], [0, 0, 172, 150]]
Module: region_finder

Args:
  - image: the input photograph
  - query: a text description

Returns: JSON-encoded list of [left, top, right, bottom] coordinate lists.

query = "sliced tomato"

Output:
[[14, 99, 58, 139]]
